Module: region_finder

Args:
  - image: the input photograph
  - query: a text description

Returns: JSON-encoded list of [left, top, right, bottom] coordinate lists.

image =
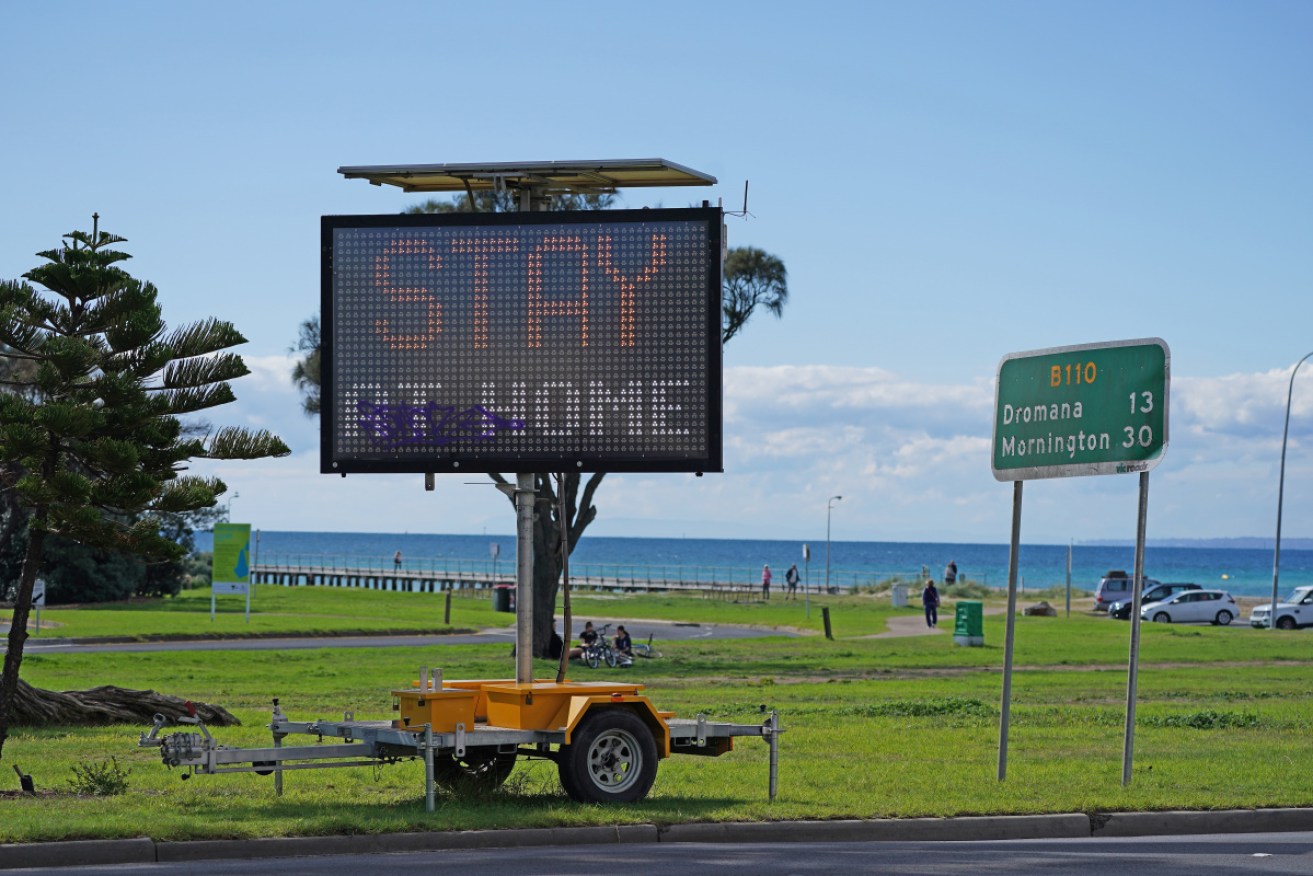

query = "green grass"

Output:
[[28, 585, 495, 639], [4, 586, 1313, 842]]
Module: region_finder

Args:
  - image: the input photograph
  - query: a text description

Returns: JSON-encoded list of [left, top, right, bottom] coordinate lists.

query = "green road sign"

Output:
[[992, 338, 1169, 481]]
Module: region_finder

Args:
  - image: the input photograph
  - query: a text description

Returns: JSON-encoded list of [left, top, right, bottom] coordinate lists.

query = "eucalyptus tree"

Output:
[[291, 315, 320, 416], [0, 219, 290, 760], [721, 246, 788, 344]]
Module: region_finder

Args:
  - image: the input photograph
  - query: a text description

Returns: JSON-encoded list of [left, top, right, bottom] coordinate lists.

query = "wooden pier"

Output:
[[251, 562, 785, 599]]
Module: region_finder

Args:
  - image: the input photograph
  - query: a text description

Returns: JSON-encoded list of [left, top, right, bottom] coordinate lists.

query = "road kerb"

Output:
[[154, 824, 659, 862], [0, 837, 156, 869], [1092, 808, 1313, 837], [659, 814, 1090, 844]]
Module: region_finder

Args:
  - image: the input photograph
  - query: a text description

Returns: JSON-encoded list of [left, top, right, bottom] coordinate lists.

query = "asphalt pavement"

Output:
[[4, 809, 1313, 870], [2, 616, 795, 654]]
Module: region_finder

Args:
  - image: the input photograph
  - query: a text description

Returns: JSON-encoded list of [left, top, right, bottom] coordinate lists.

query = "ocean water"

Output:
[[193, 531, 1313, 598]]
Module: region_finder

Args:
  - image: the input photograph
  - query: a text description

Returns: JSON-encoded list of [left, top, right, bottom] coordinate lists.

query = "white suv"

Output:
[[1249, 586, 1313, 630]]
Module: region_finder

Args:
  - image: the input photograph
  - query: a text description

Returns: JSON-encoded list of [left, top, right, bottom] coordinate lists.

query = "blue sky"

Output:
[[2, 1, 1311, 545]]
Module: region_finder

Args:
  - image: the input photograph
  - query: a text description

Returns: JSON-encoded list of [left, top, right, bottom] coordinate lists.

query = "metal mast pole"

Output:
[[514, 472, 535, 684], [513, 185, 539, 684], [1270, 352, 1313, 631], [825, 496, 842, 592]]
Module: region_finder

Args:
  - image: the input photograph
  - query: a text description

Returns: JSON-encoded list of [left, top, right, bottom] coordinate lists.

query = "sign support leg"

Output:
[[424, 725, 435, 813], [515, 473, 536, 684], [997, 480, 1022, 781], [1122, 471, 1150, 786]]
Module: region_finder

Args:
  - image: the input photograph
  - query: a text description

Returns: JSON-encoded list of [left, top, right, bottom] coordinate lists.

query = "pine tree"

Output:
[[0, 217, 290, 760]]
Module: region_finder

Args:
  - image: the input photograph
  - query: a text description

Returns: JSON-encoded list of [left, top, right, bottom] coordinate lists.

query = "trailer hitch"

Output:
[[138, 706, 217, 771]]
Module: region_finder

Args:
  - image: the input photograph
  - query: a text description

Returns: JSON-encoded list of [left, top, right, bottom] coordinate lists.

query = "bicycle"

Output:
[[611, 631, 661, 666], [631, 632, 661, 659], [578, 626, 661, 668], [578, 623, 617, 669]]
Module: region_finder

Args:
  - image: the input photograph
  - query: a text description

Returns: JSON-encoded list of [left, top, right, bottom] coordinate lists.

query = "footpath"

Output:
[[4, 808, 1313, 868]]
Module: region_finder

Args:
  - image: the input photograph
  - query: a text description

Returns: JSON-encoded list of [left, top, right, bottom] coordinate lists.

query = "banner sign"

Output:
[[212, 523, 252, 594]]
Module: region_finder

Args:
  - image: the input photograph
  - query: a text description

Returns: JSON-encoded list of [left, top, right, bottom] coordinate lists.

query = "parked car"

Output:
[[1108, 582, 1202, 620], [1094, 570, 1162, 612], [1248, 586, 1313, 630], [1141, 589, 1239, 625]]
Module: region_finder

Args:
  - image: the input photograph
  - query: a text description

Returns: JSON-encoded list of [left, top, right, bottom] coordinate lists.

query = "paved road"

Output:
[[6, 831, 1313, 874], [9, 618, 795, 654]]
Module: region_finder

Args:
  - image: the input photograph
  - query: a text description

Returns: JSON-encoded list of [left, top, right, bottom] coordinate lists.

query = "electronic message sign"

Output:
[[321, 208, 723, 474], [992, 338, 1169, 481]]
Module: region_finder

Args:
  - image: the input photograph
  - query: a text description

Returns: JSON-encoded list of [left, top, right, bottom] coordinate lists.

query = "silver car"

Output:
[[1141, 589, 1239, 626]]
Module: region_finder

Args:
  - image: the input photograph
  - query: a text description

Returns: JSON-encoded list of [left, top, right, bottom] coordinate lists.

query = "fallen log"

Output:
[[10, 678, 239, 726]]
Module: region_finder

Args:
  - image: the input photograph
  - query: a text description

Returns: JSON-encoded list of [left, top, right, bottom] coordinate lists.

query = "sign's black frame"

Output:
[[320, 207, 724, 475]]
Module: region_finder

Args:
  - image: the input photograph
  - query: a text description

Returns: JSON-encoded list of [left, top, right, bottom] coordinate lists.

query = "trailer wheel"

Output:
[[432, 750, 517, 793], [559, 709, 658, 804]]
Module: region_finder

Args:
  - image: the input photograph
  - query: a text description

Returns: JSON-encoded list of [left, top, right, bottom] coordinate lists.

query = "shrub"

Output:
[[66, 756, 131, 796]]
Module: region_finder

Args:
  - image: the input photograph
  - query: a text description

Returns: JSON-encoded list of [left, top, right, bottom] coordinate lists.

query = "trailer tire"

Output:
[[559, 709, 658, 804], [432, 749, 517, 794]]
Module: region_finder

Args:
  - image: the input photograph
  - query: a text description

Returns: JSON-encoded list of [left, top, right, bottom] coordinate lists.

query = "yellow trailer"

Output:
[[142, 675, 780, 808]]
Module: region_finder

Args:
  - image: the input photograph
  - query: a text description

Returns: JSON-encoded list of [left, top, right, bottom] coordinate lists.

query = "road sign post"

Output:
[[32, 578, 45, 636], [802, 543, 811, 619], [991, 338, 1169, 786]]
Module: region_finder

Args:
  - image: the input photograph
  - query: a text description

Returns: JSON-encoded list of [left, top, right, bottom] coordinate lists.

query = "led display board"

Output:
[[321, 207, 723, 474]]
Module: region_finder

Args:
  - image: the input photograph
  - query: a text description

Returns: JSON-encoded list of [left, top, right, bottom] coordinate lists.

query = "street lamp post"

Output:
[[1270, 352, 1313, 630], [826, 495, 843, 593], [227, 491, 240, 522]]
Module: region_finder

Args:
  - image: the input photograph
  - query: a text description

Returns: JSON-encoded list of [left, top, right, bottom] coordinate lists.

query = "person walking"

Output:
[[761, 564, 772, 600], [785, 564, 800, 599], [922, 578, 941, 628], [394, 550, 403, 570], [944, 559, 957, 586]]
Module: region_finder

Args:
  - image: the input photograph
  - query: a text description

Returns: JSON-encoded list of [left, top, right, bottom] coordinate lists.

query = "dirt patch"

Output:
[[858, 603, 1010, 639]]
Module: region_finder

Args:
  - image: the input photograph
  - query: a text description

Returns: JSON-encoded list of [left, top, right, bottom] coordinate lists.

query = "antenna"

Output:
[[724, 180, 754, 219]]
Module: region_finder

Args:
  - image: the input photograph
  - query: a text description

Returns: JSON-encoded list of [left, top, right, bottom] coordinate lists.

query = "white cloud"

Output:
[[193, 362, 1313, 545]]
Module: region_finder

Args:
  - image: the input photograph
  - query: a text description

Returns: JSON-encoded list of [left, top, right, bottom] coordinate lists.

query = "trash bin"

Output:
[[492, 584, 516, 613], [891, 584, 909, 608], [953, 600, 983, 646]]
